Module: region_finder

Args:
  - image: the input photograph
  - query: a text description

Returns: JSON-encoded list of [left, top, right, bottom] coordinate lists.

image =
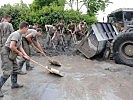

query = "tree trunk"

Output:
[[76, 0, 79, 11]]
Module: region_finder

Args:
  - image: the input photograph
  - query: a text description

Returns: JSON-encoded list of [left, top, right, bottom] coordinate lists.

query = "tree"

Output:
[[81, 0, 112, 15], [30, 0, 65, 10], [0, 2, 30, 30], [65, 0, 112, 15], [0, 0, 97, 31]]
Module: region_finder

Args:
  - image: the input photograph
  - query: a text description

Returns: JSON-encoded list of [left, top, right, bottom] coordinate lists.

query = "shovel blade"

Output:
[[48, 60, 61, 66], [49, 68, 64, 77]]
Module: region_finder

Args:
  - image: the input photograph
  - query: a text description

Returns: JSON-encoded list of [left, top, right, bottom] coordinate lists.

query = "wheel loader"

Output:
[[76, 8, 133, 67], [107, 8, 133, 32]]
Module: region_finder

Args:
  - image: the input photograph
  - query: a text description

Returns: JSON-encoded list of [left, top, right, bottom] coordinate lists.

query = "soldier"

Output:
[[75, 21, 84, 41], [56, 21, 65, 49], [45, 24, 53, 48], [57, 21, 65, 35], [0, 22, 30, 97], [18, 28, 45, 74], [66, 20, 76, 46], [45, 25, 58, 49], [50, 26, 59, 49], [0, 15, 14, 46], [82, 21, 88, 35]]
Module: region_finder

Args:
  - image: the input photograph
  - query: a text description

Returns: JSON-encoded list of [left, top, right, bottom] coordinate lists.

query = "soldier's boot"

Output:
[[0, 76, 9, 97], [18, 61, 27, 75], [11, 73, 23, 89], [26, 60, 33, 71]]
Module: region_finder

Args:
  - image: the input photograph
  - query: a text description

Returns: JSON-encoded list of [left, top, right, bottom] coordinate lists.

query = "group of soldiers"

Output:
[[0, 15, 45, 97], [0, 14, 89, 97], [45, 20, 88, 50]]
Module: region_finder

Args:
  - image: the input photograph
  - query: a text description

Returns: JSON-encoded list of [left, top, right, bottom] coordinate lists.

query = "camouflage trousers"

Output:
[[22, 37, 30, 55], [18, 37, 31, 69], [64, 33, 73, 47], [0, 46, 19, 77], [45, 34, 52, 48], [54, 34, 65, 46], [75, 30, 84, 41]]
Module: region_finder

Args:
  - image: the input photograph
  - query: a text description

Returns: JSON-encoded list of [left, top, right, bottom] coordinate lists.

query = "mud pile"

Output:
[[44, 46, 78, 57], [30, 36, 79, 57]]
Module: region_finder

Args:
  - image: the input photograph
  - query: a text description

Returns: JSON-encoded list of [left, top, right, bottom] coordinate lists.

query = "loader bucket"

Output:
[[76, 22, 118, 58]]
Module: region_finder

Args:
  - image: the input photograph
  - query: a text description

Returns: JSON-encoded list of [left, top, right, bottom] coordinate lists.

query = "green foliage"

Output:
[[30, 0, 65, 11], [30, 5, 97, 28], [64, 10, 97, 26], [39, 5, 64, 25], [0, 2, 30, 30], [0, 1, 97, 32], [66, 0, 111, 15], [57, 0, 65, 6], [81, 0, 111, 15]]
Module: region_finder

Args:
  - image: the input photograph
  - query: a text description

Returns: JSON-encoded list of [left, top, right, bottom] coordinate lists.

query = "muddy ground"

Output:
[[0, 53, 133, 100]]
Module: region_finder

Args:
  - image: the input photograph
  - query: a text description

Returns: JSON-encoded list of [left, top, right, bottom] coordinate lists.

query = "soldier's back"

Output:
[[1, 21, 14, 35]]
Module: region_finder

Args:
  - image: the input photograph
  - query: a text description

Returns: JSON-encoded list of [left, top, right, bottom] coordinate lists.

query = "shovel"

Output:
[[33, 45, 61, 66], [29, 58, 64, 77]]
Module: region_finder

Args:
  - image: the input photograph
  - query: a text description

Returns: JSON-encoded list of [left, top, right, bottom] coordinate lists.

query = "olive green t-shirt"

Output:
[[26, 29, 37, 38], [5, 30, 22, 48], [67, 24, 76, 33]]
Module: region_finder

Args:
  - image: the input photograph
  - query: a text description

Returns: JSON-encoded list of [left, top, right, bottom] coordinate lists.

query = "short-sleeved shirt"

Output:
[[0, 21, 14, 36], [49, 28, 56, 36], [5, 30, 22, 48], [67, 24, 76, 33], [25, 29, 38, 39]]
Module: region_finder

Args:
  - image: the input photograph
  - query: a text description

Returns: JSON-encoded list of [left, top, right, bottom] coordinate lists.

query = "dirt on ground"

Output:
[[0, 53, 133, 100]]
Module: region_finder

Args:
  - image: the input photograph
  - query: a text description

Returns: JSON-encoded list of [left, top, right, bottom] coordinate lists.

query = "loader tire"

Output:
[[113, 33, 133, 67]]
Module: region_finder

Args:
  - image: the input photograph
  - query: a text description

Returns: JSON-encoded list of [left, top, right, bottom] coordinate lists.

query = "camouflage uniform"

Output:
[[0, 31, 23, 97], [18, 29, 37, 71], [45, 27, 55, 48], [75, 25, 84, 41], [1, 31, 21, 76], [66, 24, 76, 46], [56, 24, 65, 46], [51, 30, 59, 48], [0, 21, 14, 46]]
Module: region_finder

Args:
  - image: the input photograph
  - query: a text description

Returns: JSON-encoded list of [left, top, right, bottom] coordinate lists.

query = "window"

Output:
[[124, 12, 133, 21]]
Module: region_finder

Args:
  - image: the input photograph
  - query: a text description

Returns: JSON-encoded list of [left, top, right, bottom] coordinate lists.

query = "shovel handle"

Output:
[[29, 58, 62, 76], [29, 58, 52, 72], [33, 45, 52, 61]]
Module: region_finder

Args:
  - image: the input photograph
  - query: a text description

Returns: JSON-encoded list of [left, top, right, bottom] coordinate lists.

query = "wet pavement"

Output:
[[0, 55, 133, 100]]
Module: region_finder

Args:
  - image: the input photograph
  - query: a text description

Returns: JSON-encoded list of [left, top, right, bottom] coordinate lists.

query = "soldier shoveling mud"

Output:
[[0, 22, 30, 97]]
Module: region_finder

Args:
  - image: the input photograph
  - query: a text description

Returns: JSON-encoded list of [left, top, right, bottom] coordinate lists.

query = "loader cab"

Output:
[[107, 8, 133, 32]]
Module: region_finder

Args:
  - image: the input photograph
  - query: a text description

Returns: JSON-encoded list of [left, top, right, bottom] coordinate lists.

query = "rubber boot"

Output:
[[18, 61, 27, 75], [0, 76, 9, 97], [26, 60, 33, 71], [11, 73, 23, 89], [18, 61, 24, 70]]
